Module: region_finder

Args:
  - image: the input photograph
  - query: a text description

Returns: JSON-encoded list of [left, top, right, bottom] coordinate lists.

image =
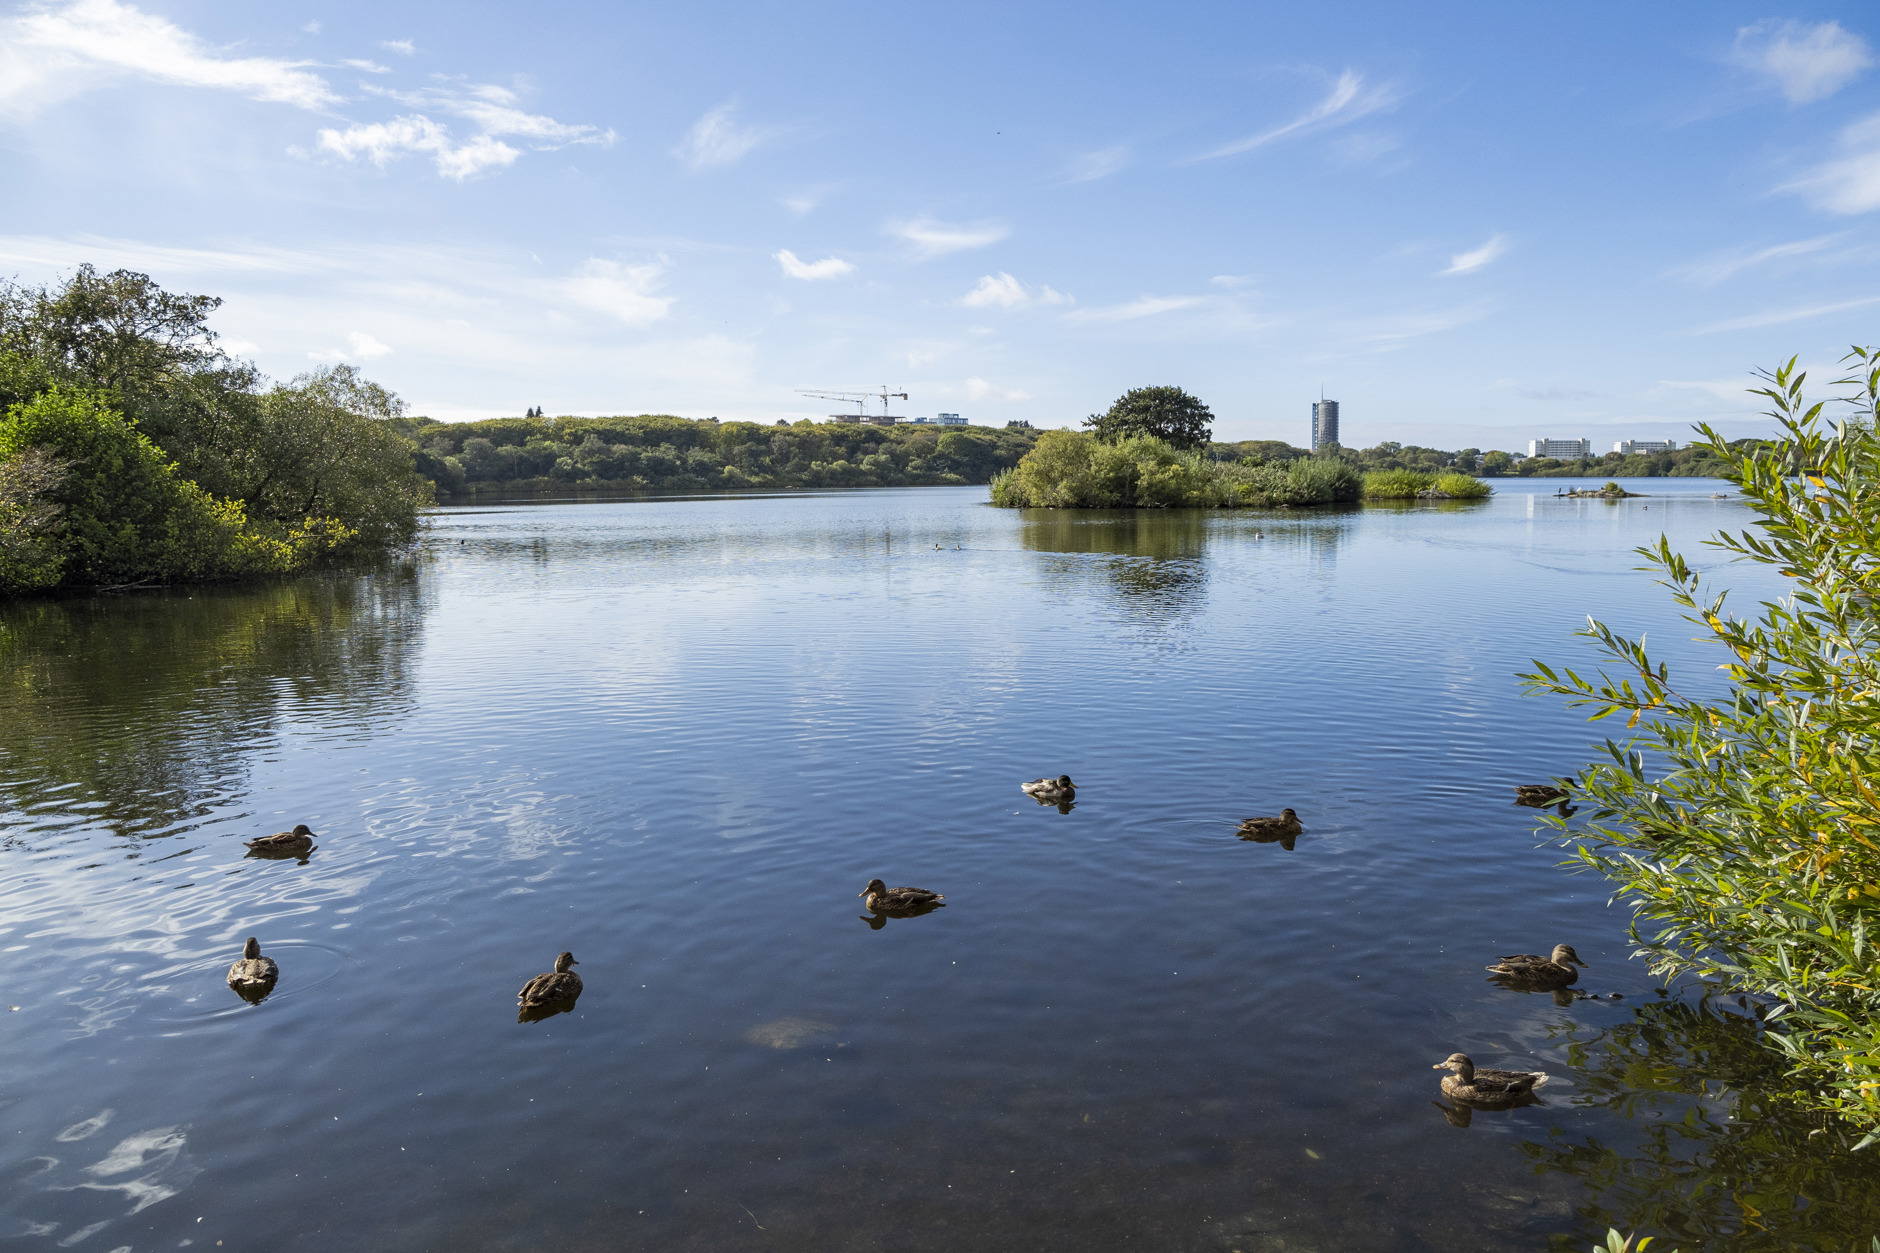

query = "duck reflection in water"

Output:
[[226, 936, 279, 1005], [517, 951, 582, 1023], [858, 878, 945, 929], [244, 824, 317, 862]]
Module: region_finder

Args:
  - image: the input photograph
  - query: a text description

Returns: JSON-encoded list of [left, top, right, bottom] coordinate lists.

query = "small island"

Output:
[[989, 387, 1492, 509], [1559, 481, 1647, 498]]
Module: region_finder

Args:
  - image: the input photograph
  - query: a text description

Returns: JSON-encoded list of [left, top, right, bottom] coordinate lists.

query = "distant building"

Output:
[[1528, 437, 1591, 460], [938, 413, 965, 426], [826, 414, 901, 426], [1613, 439, 1677, 455], [1311, 399, 1340, 451]]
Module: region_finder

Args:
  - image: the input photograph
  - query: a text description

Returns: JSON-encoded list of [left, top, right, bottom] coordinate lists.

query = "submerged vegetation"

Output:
[[989, 427, 1488, 509], [1525, 348, 1880, 1141]]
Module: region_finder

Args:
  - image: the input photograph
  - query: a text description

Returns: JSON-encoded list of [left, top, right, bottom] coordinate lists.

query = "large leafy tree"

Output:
[[1083, 385, 1214, 449]]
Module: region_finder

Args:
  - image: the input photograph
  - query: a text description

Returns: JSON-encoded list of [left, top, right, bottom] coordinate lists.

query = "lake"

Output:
[[3, 479, 1875, 1252]]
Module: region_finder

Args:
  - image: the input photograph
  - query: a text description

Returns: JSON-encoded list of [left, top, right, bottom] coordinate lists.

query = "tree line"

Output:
[[403, 414, 1039, 495]]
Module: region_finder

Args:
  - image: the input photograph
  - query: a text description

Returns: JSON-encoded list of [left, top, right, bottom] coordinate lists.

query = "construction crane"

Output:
[[796, 386, 909, 423]]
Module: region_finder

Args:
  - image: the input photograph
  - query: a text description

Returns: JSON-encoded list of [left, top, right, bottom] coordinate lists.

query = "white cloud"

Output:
[[1731, 20, 1872, 103], [309, 330, 392, 361], [1189, 69, 1399, 162], [1691, 294, 1880, 334], [317, 116, 521, 179], [343, 59, 390, 74], [1062, 144, 1130, 183], [958, 272, 1069, 310], [1063, 295, 1205, 323], [380, 39, 415, 56], [301, 20, 321, 35], [0, 0, 339, 117], [560, 258, 673, 326], [1672, 233, 1847, 284], [1787, 113, 1880, 214], [774, 249, 853, 280], [966, 376, 1032, 402], [1347, 302, 1489, 351], [887, 217, 1010, 258], [1210, 274, 1254, 288], [676, 99, 768, 170], [1441, 233, 1508, 275]]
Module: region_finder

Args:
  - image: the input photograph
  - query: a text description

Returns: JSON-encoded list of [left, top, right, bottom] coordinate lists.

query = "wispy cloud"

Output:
[[1188, 70, 1398, 163], [676, 99, 770, 170], [380, 39, 415, 56], [0, 0, 339, 117], [560, 258, 673, 326], [1731, 19, 1872, 103], [1691, 294, 1880, 334], [966, 376, 1032, 402], [1063, 295, 1205, 323], [1346, 303, 1489, 351], [887, 217, 1009, 258], [958, 272, 1068, 309], [309, 330, 392, 361], [321, 82, 612, 180], [1061, 144, 1131, 183], [1785, 113, 1880, 215], [1440, 234, 1508, 276], [342, 59, 390, 74], [317, 117, 521, 180], [774, 249, 853, 280], [1671, 233, 1848, 285]]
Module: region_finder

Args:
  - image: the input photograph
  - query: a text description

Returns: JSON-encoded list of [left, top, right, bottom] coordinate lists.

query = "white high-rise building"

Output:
[[1528, 437, 1591, 459], [1613, 439, 1677, 455]]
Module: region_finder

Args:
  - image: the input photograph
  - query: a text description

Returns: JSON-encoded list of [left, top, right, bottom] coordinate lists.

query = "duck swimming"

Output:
[[1512, 785, 1577, 817], [859, 879, 945, 915], [245, 824, 316, 857], [226, 937, 279, 1002], [1487, 943, 1586, 988], [1237, 809, 1302, 839], [1021, 775, 1076, 802], [1433, 1053, 1548, 1104], [518, 951, 583, 1011]]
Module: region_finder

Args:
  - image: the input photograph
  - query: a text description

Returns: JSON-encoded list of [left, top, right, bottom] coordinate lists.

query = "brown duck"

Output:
[[245, 824, 316, 857], [1021, 775, 1076, 803], [518, 951, 583, 1009], [1237, 809, 1302, 839], [1487, 943, 1586, 988], [1433, 1053, 1548, 1104], [226, 937, 279, 1001], [859, 879, 945, 915], [1512, 786, 1577, 818]]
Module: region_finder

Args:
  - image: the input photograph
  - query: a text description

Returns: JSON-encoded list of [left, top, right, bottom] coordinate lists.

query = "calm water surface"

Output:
[[3, 481, 1875, 1252]]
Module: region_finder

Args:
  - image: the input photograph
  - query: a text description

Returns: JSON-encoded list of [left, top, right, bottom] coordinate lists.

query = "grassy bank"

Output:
[[989, 431, 1490, 508]]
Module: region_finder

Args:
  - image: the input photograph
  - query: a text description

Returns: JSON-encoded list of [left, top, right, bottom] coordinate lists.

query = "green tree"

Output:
[[0, 447, 67, 592], [1083, 385, 1214, 448], [1523, 348, 1880, 1139]]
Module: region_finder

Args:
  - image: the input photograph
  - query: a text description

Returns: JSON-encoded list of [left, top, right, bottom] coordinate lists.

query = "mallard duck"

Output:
[[1433, 1053, 1548, 1103], [518, 951, 582, 1009], [859, 879, 945, 915], [1487, 943, 1586, 987], [245, 824, 316, 857], [1237, 809, 1301, 838], [226, 937, 278, 999], [1512, 785, 1577, 818], [1021, 775, 1076, 802]]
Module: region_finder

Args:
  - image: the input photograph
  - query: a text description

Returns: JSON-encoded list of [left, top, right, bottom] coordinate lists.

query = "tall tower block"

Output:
[[1311, 399, 1340, 451]]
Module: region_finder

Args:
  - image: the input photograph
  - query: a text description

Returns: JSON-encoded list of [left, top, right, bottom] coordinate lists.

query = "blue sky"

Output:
[[1, 0, 1877, 449]]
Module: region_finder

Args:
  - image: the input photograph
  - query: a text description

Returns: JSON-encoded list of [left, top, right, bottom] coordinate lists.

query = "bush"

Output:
[[1523, 348, 1880, 1140], [0, 386, 349, 590], [1432, 472, 1491, 499], [1362, 469, 1435, 499], [992, 431, 1232, 507]]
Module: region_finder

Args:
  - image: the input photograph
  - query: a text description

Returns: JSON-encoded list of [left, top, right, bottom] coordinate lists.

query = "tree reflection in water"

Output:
[[1527, 993, 1880, 1251], [1019, 509, 1211, 616], [0, 564, 426, 843]]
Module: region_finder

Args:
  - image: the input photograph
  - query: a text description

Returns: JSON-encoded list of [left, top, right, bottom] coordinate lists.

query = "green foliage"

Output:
[[1232, 456, 1363, 506], [1361, 468, 1435, 498], [1083, 386, 1214, 449], [0, 447, 67, 593], [1521, 348, 1880, 1139], [0, 387, 349, 590], [1434, 471, 1492, 498], [414, 413, 1035, 494], [991, 430, 1232, 507]]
